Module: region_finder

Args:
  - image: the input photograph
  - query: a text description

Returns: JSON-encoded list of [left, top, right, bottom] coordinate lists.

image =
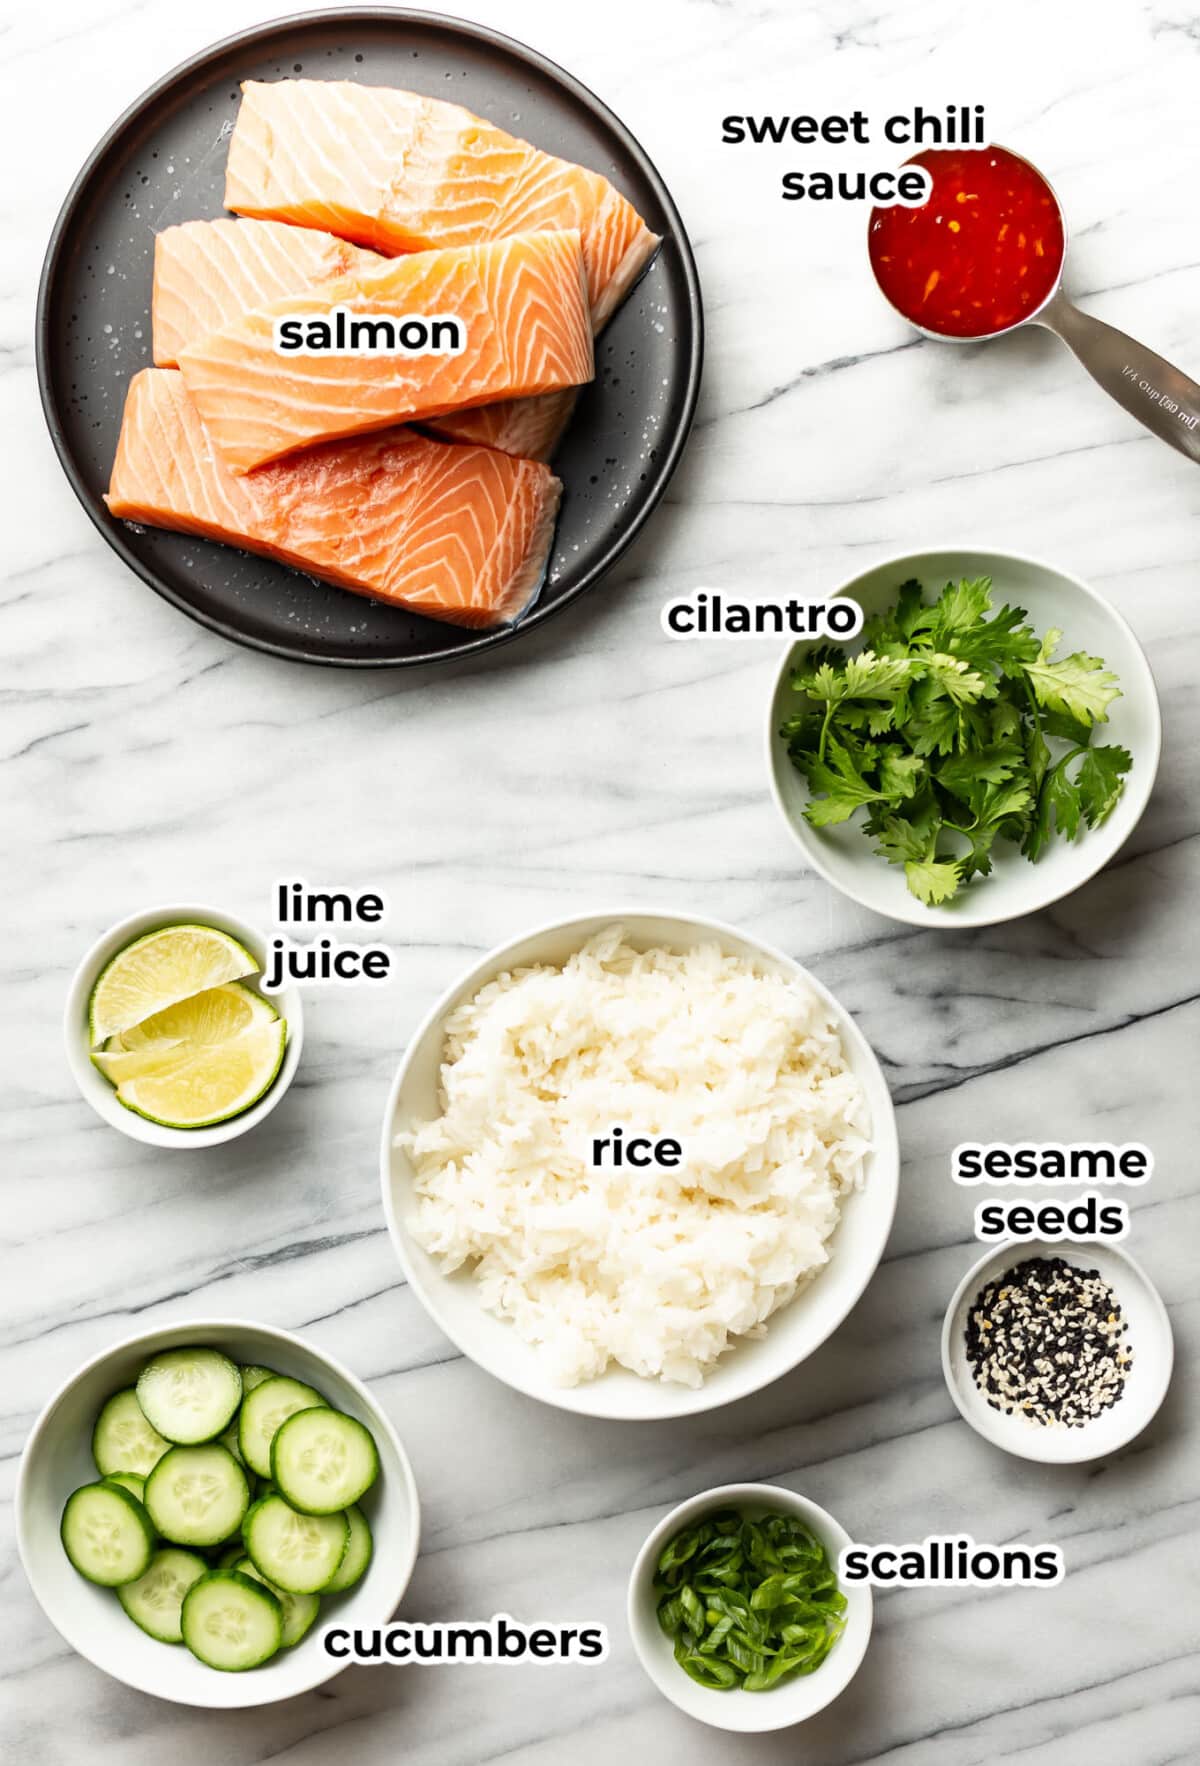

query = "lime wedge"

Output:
[[114, 1020, 288, 1129], [89, 925, 258, 1046], [117, 982, 277, 1052], [92, 1040, 186, 1085]]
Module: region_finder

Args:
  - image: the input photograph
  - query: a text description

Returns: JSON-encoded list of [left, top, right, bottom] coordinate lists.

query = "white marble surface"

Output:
[[3, 0, 1198, 1759]]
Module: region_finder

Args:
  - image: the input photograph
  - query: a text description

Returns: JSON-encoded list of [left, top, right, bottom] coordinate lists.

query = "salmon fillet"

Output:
[[177, 229, 594, 474], [153, 218, 387, 368], [155, 218, 578, 461], [225, 79, 661, 329], [105, 369, 561, 629], [429, 389, 579, 461]]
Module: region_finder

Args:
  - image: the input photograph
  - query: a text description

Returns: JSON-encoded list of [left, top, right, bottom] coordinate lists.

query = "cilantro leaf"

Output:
[[878, 750, 925, 800], [839, 651, 913, 700], [922, 653, 995, 706], [872, 815, 929, 866], [1023, 753, 1083, 859], [800, 737, 888, 826], [782, 576, 1135, 907], [1023, 630, 1123, 726], [929, 576, 993, 639], [904, 857, 962, 905], [1077, 744, 1131, 827], [894, 578, 932, 640], [935, 744, 1022, 796], [977, 778, 1033, 827], [794, 660, 846, 703]]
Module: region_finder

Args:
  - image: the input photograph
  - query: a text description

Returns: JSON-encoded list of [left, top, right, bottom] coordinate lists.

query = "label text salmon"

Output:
[[273, 307, 468, 356]]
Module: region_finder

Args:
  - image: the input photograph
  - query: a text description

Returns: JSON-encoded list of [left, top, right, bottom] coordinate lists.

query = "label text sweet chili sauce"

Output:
[[868, 147, 1065, 338]]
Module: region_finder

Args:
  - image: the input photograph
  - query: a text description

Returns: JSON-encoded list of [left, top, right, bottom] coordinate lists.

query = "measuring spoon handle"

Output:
[[1039, 291, 1200, 464]]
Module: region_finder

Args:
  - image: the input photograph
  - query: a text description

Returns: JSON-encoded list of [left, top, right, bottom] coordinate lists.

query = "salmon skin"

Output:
[[154, 217, 577, 461], [153, 217, 386, 368], [178, 229, 594, 474], [226, 79, 661, 329], [106, 370, 562, 629]]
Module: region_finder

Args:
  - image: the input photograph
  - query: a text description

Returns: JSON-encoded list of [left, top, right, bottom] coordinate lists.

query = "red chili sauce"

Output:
[[868, 147, 1065, 338]]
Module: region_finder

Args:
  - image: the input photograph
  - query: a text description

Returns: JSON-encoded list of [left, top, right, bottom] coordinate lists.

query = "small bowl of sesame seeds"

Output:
[[941, 1238, 1173, 1464]]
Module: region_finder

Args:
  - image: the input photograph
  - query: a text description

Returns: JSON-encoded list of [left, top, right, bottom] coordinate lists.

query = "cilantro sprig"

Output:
[[781, 577, 1132, 907]]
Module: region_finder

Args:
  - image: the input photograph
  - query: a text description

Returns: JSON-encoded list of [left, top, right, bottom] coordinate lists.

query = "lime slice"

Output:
[[115, 1020, 287, 1129], [117, 982, 277, 1052], [89, 925, 258, 1046], [92, 1040, 186, 1085]]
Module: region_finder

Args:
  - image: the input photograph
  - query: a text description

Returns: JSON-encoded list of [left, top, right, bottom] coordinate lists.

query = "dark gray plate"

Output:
[[38, 7, 702, 666]]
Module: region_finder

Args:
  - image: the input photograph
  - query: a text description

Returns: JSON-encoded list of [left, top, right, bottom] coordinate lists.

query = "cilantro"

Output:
[[1023, 629, 1123, 726], [782, 576, 1134, 907], [904, 857, 963, 906]]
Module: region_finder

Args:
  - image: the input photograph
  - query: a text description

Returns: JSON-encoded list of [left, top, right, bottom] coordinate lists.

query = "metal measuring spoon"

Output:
[[873, 146, 1200, 466]]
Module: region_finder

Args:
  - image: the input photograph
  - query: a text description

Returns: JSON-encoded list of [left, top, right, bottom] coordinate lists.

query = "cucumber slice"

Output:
[[239, 1364, 277, 1395], [272, 1408, 379, 1514], [61, 1481, 155, 1586], [117, 1547, 208, 1643], [238, 1376, 323, 1479], [242, 1494, 348, 1594], [103, 1472, 146, 1504], [235, 1558, 320, 1648], [92, 1388, 170, 1478], [324, 1504, 373, 1594], [145, 1444, 250, 1548], [217, 1421, 249, 1465], [180, 1570, 283, 1671], [136, 1347, 242, 1445]]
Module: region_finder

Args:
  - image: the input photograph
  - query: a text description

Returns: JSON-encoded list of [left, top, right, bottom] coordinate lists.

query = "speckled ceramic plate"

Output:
[[37, 8, 702, 667]]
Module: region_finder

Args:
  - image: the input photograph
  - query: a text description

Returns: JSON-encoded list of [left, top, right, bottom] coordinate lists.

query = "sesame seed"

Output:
[[963, 1256, 1132, 1428]]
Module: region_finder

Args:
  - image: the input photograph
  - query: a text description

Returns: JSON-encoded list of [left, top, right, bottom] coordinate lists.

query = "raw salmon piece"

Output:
[[178, 229, 594, 474], [156, 218, 577, 461], [153, 218, 386, 368], [225, 79, 661, 329], [105, 370, 561, 629], [425, 390, 579, 462]]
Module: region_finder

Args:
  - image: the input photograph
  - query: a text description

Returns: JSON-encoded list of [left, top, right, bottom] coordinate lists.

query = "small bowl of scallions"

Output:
[[627, 1484, 872, 1731]]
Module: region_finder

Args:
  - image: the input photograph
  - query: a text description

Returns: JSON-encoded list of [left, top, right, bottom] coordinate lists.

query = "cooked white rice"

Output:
[[400, 926, 871, 1387]]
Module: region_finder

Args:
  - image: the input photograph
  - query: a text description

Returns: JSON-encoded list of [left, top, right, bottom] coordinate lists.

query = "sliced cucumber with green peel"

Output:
[[144, 1444, 250, 1548], [242, 1493, 348, 1594], [238, 1364, 277, 1396], [235, 1557, 320, 1648], [217, 1420, 249, 1466], [137, 1347, 242, 1444], [61, 1482, 155, 1586], [180, 1570, 283, 1671], [92, 1388, 170, 1478], [271, 1407, 379, 1514], [238, 1376, 323, 1479], [324, 1504, 373, 1594], [103, 1472, 146, 1504], [117, 1547, 208, 1643]]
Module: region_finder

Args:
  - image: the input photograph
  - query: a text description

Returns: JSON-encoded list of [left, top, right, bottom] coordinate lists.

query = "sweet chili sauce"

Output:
[[868, 146, 1065, 338]]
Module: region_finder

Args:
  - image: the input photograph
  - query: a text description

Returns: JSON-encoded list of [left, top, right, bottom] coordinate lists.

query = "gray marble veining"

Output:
[[2, 0, 1197, 1761]]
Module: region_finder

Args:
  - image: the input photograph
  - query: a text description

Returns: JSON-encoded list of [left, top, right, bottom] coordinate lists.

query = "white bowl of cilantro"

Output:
[[767, 548, 1161, 927]]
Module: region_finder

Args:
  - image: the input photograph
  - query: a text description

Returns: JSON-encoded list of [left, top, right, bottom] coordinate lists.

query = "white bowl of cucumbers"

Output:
[[64, 904, 303, 1148], [16, 1320, 420, 1706]]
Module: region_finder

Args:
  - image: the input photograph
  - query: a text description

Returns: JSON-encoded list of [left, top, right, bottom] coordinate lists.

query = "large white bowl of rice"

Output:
[[380, 912, 898, 1419]]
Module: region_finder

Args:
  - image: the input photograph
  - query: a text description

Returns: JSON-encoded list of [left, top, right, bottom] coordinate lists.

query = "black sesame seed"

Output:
[[963, 1256, 1132, 1428]]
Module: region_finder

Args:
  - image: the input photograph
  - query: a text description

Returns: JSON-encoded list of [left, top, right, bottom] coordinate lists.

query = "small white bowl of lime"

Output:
[[64, 904, 303, 1148]]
